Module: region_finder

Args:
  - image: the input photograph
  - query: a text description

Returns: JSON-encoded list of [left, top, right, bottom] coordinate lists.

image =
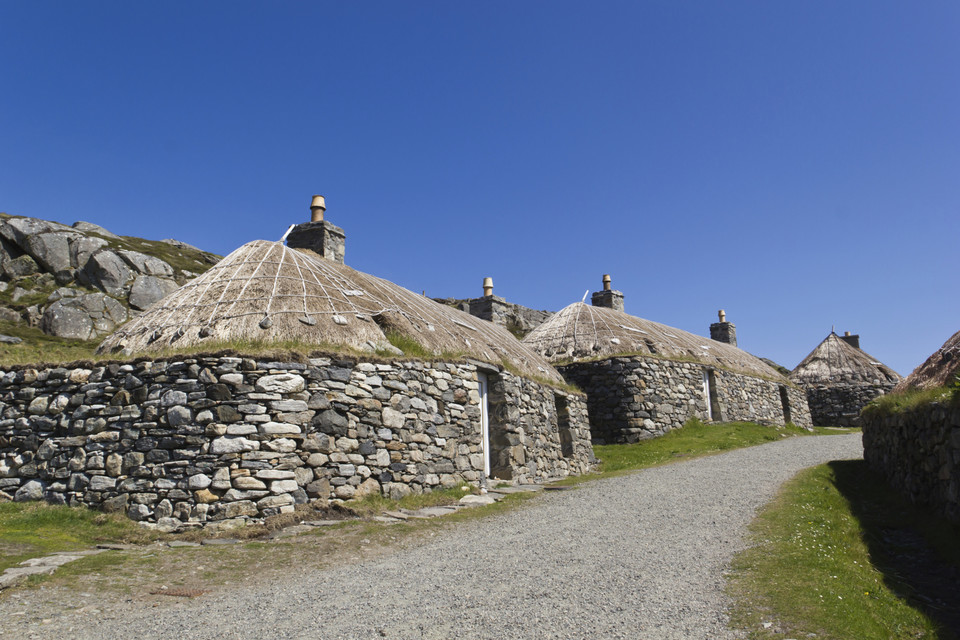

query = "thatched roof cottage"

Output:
[[789, 331, 901, 427], [522, 277, 812, 443], [1, 197, 593, 527], [892, 328, 960, 392]]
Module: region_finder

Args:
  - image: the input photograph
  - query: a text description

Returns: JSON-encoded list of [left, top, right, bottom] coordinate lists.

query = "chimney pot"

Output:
[[310, 194, 326, 222], [483, 277, 493, 297], [839, 332, 861, 350], [602, 274, 612, 291], [710, 309, 737, 346]]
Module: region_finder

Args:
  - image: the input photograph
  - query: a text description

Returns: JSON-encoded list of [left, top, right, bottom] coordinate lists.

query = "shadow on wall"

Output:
[[829, 460, 960, 636]]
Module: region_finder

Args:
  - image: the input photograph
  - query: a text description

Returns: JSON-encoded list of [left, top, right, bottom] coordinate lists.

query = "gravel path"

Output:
[[2, 433, 862, 639]]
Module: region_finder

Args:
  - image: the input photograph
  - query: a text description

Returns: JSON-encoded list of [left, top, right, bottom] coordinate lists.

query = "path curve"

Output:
[[3, 433, 863, 639]]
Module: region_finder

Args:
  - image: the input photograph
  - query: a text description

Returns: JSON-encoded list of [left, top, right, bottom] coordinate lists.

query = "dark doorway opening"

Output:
[[779, 385, 792, 424], [555, 393, 574, 458]]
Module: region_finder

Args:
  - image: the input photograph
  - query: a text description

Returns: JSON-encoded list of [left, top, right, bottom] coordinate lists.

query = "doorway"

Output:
[[478, 372, 491, 478], [703, 369, 722, 422], [779, 385, 792, 424]]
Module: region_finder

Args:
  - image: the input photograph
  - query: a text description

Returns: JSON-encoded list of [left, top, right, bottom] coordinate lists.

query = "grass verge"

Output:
[[551, 419, 855, 486], [727, 460, 960, 639], [0, 502, 158, 573]]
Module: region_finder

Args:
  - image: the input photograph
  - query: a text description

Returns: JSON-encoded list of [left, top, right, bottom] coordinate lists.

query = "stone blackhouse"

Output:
[[0, 197, 595, 527], [790, 331, 901, 427], [521, 278, 812, 443]]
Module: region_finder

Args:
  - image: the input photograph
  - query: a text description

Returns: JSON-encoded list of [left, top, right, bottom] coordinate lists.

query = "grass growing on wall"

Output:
[[862, 380, 960, 417], [727, 460, 960, 639]]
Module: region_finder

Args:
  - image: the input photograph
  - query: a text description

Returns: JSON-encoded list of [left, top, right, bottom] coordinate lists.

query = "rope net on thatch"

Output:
[[521, 302, 785, 380], [97, 240, 561, 382], [789, 332, 902, 386], [893, 328, 960, 392]]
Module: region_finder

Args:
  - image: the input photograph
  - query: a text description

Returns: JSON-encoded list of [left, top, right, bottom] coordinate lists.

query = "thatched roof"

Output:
[[521, 302, 786, 380], [790, 332, 901, 386], [893, 329, 960, 392], [97, 240, 562, 382]]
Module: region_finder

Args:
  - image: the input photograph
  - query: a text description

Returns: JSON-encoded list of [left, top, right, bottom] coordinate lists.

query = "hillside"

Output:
[[0, 213, 220, 364]]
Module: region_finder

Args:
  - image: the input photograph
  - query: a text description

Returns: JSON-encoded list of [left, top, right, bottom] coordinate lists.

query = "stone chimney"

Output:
[[285, 194, 346, 264], [839, 331, 861, 350], [710, 309, 737, 347], [591, 274, 624, 312]]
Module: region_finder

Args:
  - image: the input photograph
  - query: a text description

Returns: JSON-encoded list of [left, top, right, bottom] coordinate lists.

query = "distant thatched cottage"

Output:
[[0, 197, 593, 527], [789, 331, 901, 427], [521, 277, 812, 443]]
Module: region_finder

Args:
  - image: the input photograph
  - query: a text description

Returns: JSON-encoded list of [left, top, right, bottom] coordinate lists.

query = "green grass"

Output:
[[0, 319, 100, 366], [727, 460, 960, 639], [0, 502, 157, 573], [382, 330, 433, 358], [862, 383, 959, 417], [592, 419, 838, 474], [346, 485, 477, 517]]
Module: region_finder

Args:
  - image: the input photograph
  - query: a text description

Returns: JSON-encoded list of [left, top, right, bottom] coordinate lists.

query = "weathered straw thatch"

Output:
[[894, 329, 960, 392], [522, 302, 785, 379], [790, 332, 901, 386], [97, 240, 561, 382]]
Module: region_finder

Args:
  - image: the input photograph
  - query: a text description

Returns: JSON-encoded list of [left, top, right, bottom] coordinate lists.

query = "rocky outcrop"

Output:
[[0, 213, 220, 343], [40, 291, 128, 340]]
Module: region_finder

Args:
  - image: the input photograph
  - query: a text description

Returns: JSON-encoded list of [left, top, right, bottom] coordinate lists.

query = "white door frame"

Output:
[[702, 370, 713, 421], [478, 372, 490, 478]]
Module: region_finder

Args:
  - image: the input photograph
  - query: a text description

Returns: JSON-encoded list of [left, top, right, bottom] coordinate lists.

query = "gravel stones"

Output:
[[0, 435, 862, 639]]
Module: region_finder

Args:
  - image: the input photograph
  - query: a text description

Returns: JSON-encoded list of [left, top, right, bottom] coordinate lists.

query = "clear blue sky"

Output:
[[2, 1, 957, 376]]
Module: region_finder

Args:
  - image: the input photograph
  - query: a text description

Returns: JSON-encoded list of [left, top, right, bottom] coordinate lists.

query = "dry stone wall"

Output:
[[0, 356, 592, 529], [800, 380, 897, 427], [713, 369, 812, 427], [862, 400, 960, 523], [559, 356, 811, 444]]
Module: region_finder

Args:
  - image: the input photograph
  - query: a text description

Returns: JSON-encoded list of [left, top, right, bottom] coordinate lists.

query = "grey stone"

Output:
[[72, 220, 121, 239], [188, 474, 212, 490], [118, 250, 174, 277], [382, 407, 405, 428], [40, 293, 128, 340], [3, 254, 39, 278], [1, 217, 74, 246], [255, 373, 305, 394], [0, 307, 20, 324], [80, 250, 134, 296], [127, 504, 152, 521], [255, 469, 296, 480], [210, 436, 258, 454], [24, 231, 81, 273], [88, 476, 117, 491], [167, 405, 192, 427], [14, 480, 45, 502], [128, 275, 179, 310]]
